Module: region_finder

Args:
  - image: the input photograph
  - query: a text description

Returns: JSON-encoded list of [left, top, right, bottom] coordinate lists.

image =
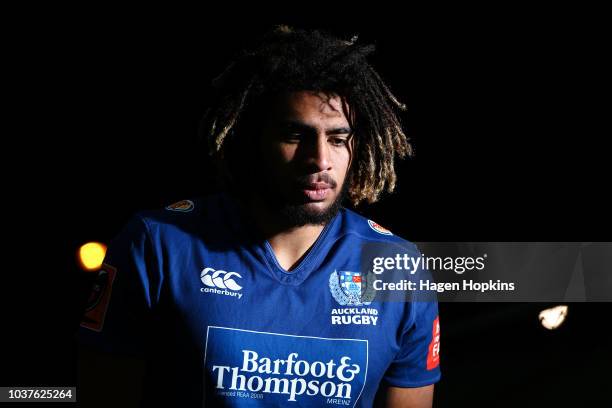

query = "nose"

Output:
[[304, 134, 332, 172]]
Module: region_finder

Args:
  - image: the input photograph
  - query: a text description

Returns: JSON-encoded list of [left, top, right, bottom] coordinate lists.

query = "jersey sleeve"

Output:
[[383, 300, 441, 387], [382, 244, 441, 387], [78, 214, 162, 357]]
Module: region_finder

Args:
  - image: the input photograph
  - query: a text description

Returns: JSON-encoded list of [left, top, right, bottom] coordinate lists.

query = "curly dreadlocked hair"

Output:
[[200, 25, 413, 206]]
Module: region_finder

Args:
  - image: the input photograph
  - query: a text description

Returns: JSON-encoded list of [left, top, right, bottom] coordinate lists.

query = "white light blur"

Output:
[[539, 305, 569, 330]]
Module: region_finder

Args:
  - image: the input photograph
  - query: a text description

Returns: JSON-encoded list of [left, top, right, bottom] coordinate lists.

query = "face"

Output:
[[256, 90, 354, 226]]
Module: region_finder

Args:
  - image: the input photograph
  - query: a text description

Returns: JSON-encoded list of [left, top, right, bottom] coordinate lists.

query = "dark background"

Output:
[[6, 7, 610, 407]]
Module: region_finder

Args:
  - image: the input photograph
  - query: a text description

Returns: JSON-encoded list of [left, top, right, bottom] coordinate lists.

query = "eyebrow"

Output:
[[280, 120, 352, 136]]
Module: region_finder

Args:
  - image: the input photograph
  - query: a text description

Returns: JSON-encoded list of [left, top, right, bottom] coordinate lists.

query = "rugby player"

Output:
[[79, 26, 441, 407]]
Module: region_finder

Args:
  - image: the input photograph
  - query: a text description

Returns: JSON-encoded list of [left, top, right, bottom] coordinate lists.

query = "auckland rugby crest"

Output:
[[329, 270, 375, 306]]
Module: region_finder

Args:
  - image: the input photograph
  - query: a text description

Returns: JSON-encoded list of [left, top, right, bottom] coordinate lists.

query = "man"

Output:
[[79, 26, 441, 407]]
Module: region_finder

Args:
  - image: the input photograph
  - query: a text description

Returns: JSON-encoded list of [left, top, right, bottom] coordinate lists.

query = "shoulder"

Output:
[[138, 194, 225, 222], [338, 207, 420, 255], [134, 193, 227, 235]]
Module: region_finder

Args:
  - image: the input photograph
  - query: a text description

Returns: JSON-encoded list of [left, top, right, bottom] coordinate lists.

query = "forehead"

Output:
[[267, 91, 350, 123]]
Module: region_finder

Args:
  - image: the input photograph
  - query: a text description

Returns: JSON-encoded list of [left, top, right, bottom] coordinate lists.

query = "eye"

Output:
[[329, 137, 349, 146]]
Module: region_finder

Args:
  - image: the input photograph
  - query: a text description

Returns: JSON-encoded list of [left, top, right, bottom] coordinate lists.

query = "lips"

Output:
[[302, 187, 330, 201], [301, 182, 332, 201], [304, 182, 332, 190]]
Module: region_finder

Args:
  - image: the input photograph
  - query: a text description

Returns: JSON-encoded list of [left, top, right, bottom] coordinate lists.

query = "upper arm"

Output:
[[382, 244, 441, 388], [382, 301, 441, 387], [77, 214, 159, 405], [79, 214, 160, 355], [384, 384, 435, 408], [380, 246, 441, 403]]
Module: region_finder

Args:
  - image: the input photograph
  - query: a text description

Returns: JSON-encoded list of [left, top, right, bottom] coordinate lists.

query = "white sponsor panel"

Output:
[[204, 327, 368, 406]]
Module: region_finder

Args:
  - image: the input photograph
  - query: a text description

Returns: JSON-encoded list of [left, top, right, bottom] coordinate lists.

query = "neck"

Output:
[[267, 225, 325, 271], [235, 193, 330, 272]]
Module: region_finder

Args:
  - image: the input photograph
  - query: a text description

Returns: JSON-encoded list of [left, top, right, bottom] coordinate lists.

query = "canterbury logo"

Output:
[[200, 267, 243, 291]]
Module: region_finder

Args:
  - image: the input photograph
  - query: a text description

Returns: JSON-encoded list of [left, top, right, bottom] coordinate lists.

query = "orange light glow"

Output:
[[78, 242, 107, 271]]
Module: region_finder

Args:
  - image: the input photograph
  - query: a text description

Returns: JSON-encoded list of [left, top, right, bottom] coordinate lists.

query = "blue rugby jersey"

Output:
[[79, 192, 441, 407]]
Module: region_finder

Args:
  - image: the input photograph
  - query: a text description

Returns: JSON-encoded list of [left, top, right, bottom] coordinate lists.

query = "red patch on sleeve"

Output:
[[426, 316, 441, 370], [80, 263, 117, 332]]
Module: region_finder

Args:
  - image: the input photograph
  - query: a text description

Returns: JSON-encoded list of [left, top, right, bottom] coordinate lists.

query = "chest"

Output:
[[157, 244, 405, 406]]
